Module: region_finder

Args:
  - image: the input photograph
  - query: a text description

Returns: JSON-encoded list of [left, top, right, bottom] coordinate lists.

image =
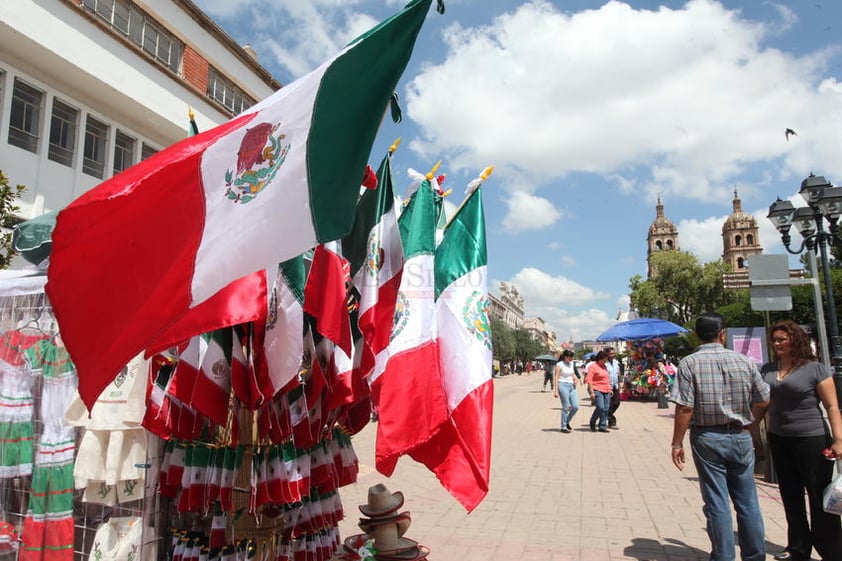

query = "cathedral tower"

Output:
[[647, 197, 679, 278], [722, 189, 762, 270]]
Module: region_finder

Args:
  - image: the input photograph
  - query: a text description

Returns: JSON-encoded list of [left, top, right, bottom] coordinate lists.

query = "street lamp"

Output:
[[767, 173, 842, 406]]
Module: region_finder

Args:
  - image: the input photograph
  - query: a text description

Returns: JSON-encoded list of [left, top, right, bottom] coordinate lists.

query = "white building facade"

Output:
[[0, 0, 279, 219]]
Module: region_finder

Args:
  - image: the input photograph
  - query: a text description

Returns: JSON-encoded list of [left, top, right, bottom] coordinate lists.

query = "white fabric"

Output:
[[557, 361, 577, 385], [87, 517, 142, 561], [74, 428, 147, 487], [66, 354, 147, 429]]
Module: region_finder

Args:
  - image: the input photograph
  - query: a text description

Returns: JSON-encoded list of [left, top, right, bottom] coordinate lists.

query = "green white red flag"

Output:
[[371, 178, 449, 475], [424, 175, 493, 512], [45, 0, 437, 411]]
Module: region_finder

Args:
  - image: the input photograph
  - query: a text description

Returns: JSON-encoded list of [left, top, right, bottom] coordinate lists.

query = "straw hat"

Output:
[[358, 511, 410, 537], [358, 483, 405, 517]]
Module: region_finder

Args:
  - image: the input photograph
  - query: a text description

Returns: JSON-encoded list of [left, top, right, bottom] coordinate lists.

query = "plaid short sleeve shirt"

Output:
[[672, 342, 770, 427]]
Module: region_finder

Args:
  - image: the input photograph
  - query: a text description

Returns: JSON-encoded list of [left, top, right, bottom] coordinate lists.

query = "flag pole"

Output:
[[443, 165, 493, 230]]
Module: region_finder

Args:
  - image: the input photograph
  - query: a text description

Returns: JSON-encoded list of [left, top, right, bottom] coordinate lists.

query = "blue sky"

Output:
[[194, 0, 842, 342]]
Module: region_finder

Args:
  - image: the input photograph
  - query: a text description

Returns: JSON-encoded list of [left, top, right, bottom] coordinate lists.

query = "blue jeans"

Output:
[[557, 383, 578, 429], [690, 428, 765, 561], [589, 390, 610, 429]]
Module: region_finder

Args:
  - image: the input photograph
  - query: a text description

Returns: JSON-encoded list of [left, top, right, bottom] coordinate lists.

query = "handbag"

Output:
[[822, 460, 842, 515]]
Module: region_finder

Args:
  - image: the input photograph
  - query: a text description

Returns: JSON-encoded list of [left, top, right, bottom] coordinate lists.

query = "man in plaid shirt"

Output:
[[670, 312, 770, 561]]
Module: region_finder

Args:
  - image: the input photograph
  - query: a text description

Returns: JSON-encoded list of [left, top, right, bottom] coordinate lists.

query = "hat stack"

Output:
[[340, 484, 429, 560]]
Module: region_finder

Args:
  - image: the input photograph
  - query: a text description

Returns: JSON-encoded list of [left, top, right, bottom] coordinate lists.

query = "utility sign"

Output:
[[748, 254, 792, 311]]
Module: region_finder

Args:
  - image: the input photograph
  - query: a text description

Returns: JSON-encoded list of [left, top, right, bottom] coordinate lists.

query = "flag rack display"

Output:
[[15, 0, 494, 556]]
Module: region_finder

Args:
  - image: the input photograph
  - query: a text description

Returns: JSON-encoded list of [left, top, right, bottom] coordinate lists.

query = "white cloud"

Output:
[[195, 0, 377, 80], [502, 192, 561, 232], [405, 0, 842, 202], [532, 307, 616, 342], [510, 267, 608, 307], [678, 216, 727, 263], [560, 255, 576, 267]]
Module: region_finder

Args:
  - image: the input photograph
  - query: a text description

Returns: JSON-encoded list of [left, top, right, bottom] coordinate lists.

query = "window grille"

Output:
[[207, 67, 254, 115], [141, 143, 158, 161], [82, 0, 183, 73], [82, 116, 108, 179], [113, 130, 135, 174], [48, 99, 78, 167], [8, 79, 41, 153]]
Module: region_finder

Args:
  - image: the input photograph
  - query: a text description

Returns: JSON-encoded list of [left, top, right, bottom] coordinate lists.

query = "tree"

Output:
[[491, 318, 515, 363], [629, 251, 736, 325], [0, 171, 26, 270]]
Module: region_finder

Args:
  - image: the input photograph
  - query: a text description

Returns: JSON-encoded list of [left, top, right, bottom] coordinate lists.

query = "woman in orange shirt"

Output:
[[586, 350, 613, 433]]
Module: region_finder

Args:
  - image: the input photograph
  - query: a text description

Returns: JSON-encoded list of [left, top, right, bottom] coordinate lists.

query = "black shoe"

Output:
[[566, 424, 572, 431], [598, 428, 610, 433], [773, 552, 808, 561], [589, 423, 596, 432], [561, 428, 571, 433]]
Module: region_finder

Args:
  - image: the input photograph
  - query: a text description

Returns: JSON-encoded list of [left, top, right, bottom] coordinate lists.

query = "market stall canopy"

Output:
[[595, 318, 687, 342], [12, 210, 57, 267], [534, 353, 557, 361]]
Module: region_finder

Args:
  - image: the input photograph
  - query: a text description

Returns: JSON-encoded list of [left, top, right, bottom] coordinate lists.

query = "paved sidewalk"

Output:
[[338, 373, 800, 560]]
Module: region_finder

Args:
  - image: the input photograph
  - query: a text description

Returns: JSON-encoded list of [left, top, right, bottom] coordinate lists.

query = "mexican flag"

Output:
[[45, 0, 436, 410], [416, 182, 493, 512], [343, 146, 404, 380], [371, 179, 449, 476]]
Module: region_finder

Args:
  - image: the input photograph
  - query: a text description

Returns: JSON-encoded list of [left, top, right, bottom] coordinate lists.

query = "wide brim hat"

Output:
[[372, 537, 419, 556], [375, 544, 430, 561], [358, 511, 410, 535], [359, 483, 405, 517]]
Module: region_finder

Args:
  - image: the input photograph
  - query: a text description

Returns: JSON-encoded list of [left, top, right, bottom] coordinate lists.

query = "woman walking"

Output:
[[761, 320, 842, 561], [553, 350, 580, 433], [585, 350, 612, 433]]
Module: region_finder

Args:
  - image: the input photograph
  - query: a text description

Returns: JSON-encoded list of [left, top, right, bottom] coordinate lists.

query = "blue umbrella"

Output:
[[595, 318, 687, 342], [583, 351, 597, 360]]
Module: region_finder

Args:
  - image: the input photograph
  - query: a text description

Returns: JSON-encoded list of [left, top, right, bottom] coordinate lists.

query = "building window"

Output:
[[48, 99, 78, 167], [113, 130, 135, 174], [666, 240, 674, 250], [747, 234, 754, 245], [735, 235, 742, 247], [82, 0, 183, 73], [141, 143, 158, 160], [207, 67, 254, 115], [655, 241, 663, 251], [8, 79, 42, 153], [737, 257, 745, 269], [83, 116, 109, 179]]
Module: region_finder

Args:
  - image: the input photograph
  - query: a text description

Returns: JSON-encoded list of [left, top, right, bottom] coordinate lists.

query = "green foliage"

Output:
[[0, 172, 25, 270], [490, 318, 548, 364], [629, 251, 735, 325], [491, 318, 515, 362]]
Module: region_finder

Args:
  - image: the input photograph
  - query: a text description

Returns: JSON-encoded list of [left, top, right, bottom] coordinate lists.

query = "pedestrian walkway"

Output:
[[338, 372, 798, 560]]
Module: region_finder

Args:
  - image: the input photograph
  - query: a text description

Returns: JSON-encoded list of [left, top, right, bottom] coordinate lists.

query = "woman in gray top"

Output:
[[761, 320, 842, 561]]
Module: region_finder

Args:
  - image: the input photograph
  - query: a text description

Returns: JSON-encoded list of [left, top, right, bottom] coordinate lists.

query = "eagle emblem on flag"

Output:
[[463, 291, 492, 350], [224, 122, 290, 204], [365, 230, 385, 277], [390, 292, 410, 341]]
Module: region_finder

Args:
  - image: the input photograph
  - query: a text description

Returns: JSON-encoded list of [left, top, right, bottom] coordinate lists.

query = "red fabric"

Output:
[[303, 244, 353, 356], [407, 380, 494, 512], [372, 341, 449, 476], [46, 114, 258, 411]]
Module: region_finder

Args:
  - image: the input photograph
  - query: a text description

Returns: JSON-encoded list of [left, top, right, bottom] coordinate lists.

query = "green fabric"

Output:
[[343, 151, 396, 277], [12, 210, 57, 266], [308, 0, 431, 242], [435, 187, 487, 298], [398, 180, 437, 258]]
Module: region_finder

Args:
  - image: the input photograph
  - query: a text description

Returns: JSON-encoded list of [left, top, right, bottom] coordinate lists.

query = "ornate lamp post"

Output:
[[767, 174, 842, 405]]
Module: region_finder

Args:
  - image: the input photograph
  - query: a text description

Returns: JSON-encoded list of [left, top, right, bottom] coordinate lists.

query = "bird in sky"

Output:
[[785, 128, 797, 141]]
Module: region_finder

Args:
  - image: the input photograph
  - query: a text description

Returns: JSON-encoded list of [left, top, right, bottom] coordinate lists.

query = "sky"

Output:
[[193, 0, 842, 342]]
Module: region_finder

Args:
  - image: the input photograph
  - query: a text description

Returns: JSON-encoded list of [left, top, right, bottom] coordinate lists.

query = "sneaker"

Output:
[[561, 428, 571, 433], [566, 424, 573, 431]]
